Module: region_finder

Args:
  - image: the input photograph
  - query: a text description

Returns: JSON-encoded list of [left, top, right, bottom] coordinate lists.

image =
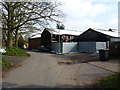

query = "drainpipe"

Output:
[[107, 41, 109, 49], [58, 30, 61, 54]]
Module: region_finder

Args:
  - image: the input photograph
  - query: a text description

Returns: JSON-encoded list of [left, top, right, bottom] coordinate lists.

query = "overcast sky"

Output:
[[0, 0, 118, 32], [53, 0, 119, 31]]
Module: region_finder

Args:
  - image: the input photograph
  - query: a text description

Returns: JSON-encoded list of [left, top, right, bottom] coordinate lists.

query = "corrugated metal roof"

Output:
[[30, 31, 42, 39], [92, 28, 119, 37], [45, 28, 83, 36], [30, 28, 119, 39]]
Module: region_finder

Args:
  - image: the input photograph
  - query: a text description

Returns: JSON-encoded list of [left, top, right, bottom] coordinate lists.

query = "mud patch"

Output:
[[74, 59, 91, 63], [58, 61, 73, 65]]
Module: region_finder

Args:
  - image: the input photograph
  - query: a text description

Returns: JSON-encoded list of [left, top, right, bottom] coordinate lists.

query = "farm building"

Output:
[[28, 28, 119, 54], [41, 28, 82, 53], [75, 28, 119, 53], [28, 34, 41, 50], [76, 28, 118, 42], [109, 37, 120, 56], [49, 28, 119, 54]]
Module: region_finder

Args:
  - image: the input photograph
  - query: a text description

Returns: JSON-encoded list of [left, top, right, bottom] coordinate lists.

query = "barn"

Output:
[[75, 28, 119, 53], [28, 34, 41, 50], [41, 28, 82, 53], [28, 28, 119, 54], [109, 37, 120, 56]]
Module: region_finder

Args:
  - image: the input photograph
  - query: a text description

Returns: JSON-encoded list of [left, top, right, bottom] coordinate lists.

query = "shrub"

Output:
[[18, 35, 26, 49], [3, 47, 27, 56]]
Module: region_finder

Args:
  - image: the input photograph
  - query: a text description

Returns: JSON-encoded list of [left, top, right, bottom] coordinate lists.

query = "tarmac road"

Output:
[[2, 51, 113, 88]]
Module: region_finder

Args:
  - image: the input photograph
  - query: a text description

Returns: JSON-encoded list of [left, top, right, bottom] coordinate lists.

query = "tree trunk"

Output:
[[2, 28, 6, 46], [6, 30, 13, 47], [14, 29, 19, 47], [6, 3, 13, 47]]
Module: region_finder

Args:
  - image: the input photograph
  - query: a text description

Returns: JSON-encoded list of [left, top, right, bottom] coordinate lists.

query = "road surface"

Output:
[[2, 51, 113, 88]]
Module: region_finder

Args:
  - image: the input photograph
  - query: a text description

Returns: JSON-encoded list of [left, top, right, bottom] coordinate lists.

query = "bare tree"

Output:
[[1, 1, 63, 47]]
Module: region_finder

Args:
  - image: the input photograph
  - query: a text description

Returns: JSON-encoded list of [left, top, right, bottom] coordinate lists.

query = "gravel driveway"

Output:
[[2, 51, 113, 88]]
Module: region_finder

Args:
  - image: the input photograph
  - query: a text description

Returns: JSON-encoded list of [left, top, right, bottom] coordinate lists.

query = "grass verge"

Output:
[[98, 73, 120, 88], [2, 47, 28, 56], [0, 57, 13, 70]]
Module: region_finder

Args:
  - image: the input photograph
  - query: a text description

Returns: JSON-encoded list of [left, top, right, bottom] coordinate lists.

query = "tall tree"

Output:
[[56, 23, 65, 29], [1, 1, 63, 47]]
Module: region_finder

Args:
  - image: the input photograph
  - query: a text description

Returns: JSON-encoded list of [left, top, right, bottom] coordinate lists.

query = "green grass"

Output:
[[3, 47, 28, 56], [0, 57, 12, 70], [98, 73, 120, 88]]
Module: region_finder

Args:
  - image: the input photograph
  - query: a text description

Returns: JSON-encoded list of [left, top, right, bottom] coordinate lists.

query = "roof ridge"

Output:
[[46, 28, 82, 32], [92, 28, 117, 32]]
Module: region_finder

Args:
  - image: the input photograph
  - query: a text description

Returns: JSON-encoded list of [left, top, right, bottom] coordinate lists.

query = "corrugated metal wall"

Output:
[[62, 42, 78, 53], [78, 42, 107, 53], [78, 42, 96, 53], [51, 42, 62, 53], [51, 42, 107, 54]]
